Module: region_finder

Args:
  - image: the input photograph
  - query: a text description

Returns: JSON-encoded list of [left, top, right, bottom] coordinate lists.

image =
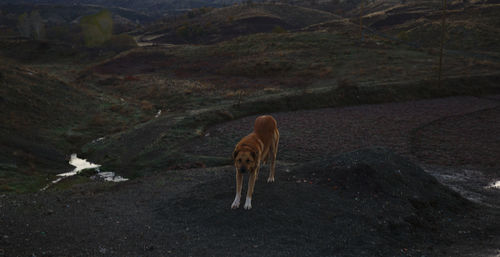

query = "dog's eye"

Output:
[[238, 159, 241, 163]]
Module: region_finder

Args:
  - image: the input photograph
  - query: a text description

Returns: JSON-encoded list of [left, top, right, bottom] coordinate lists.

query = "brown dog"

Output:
[[231, 115, 279, 210]]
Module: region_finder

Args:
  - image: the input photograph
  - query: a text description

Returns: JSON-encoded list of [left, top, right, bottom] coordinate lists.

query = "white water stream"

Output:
[[57, 154, 101, 177], [41, 154, 128, 191]]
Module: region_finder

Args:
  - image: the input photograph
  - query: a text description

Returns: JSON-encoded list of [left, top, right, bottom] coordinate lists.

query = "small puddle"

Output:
[[155, 109, 162, 118], [57, 154, 101, 177], [95, 172, 129, 182], [424, 166, 500, 207], [41, 154, 128, 191], [486, 180, 500, 189]]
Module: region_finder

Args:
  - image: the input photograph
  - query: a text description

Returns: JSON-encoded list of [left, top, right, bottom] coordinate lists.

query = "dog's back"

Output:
[[253, 115, 278, 160]]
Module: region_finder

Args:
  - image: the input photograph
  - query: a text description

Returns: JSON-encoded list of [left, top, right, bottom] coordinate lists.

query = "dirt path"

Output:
[[184, 95, 500, 208], [185, 95, 500, 168]]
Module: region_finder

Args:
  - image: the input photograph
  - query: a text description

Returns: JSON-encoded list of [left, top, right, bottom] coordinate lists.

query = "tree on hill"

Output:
[[17, 10, 45, 40], [79, 9, 137, 51], [80, 10, 113, 47]]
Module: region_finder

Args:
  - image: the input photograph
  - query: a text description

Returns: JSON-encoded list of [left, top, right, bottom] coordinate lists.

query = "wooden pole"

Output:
[[360, 2, 364, 42], [438, 0, 447, 86]]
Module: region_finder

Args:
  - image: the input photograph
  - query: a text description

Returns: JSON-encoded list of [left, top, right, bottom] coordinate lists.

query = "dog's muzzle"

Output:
[[239, 167, 247, 173]]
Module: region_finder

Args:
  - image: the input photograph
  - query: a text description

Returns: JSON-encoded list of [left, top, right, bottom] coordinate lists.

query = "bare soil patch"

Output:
[[1, 149, 498, 257], [184, 95, 499, 167]]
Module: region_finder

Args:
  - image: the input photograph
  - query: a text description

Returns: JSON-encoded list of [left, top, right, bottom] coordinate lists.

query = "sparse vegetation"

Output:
[[17, 10, 45, 40], [272, 25, 286, 33], [105, 33, 138, 51], [1, 1, 500, 255]]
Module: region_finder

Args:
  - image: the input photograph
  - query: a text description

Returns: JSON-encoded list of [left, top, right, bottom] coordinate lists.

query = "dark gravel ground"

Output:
[[185, 95, 500, 168], [1, 149, 499, 257], [1, 95, 499, 257]]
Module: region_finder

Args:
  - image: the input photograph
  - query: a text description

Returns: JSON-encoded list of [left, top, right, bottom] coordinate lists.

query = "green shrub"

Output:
[[105, 34, 138, 51], [17, 11, 46, 40], [175, 23, 205, 40], [272, 25, 287, 34], [176, 25, 189, 39], [397, 31, 409, 41]]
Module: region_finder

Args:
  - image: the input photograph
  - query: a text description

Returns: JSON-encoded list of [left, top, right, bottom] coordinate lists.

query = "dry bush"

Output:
[[109, 104, 132, 115], [140, 100, 154, 112], [319, 66, 334, 78], [272, 25, 287, 33], [142, 85, 159, 100], [124, 75, 140, 81], [263, 87, 280, 93], [225, 89, 245, 98], [336, 78, 360, 100], [89, 114, 108, 127], [110, 104, 122, 112], [105, 34, 138, 52]]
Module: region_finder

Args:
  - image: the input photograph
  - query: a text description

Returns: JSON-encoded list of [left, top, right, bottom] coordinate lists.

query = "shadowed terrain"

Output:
[[1, 148, 498, 256], [0, 0, 499, 256]]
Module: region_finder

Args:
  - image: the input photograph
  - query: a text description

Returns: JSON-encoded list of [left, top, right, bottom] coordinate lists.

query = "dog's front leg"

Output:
[[231, 169, 243, 209], [244, 166, 259, 210]]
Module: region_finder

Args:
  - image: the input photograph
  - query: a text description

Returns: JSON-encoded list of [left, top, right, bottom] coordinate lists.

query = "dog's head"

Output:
[[233, 149, 257, 173]]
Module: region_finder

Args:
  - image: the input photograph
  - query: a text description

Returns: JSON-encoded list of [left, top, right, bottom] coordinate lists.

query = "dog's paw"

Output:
[[267, 177, 275, 183], [244, 197, 252, 210], [231, 199, 240, 209]]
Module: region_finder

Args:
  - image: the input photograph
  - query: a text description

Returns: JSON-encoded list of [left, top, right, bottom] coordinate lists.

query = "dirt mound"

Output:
[[1, 149, 497, 256], [155, 148, 476, 257], [294, 147, 471, 226]]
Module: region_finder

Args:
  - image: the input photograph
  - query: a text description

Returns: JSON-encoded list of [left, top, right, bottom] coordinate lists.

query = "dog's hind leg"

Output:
[[267, 130, 279, 183], [244, 166, 259, 210], [231, 169, 243, 209]]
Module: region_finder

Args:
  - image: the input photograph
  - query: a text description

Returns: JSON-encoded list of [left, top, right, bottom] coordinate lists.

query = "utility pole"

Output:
[[438, 0, 447, 86], [360, 2, 364, 42]]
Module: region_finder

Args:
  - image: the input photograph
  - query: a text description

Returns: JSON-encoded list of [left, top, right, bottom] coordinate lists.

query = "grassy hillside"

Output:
[[2, 0, 500, 192], [98, 29, 500, 92], [137, 3, 340, 44], [0, 0, 255, 17], [81, 23, 500, 177], [0, 61, 150, 193], [378, 4, 500, 55], [0, 3, 151, 41]]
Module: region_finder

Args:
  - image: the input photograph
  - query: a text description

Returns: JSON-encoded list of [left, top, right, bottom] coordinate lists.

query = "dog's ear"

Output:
[[232, 149, 239, 160]]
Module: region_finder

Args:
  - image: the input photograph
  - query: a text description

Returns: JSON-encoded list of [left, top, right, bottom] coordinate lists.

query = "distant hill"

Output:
[[359, 1, 500, 54], [0, 0, 257, 17], [0, 3, 152, 46], [137, 3, 340, 44], [0, 3, 152, 26]]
